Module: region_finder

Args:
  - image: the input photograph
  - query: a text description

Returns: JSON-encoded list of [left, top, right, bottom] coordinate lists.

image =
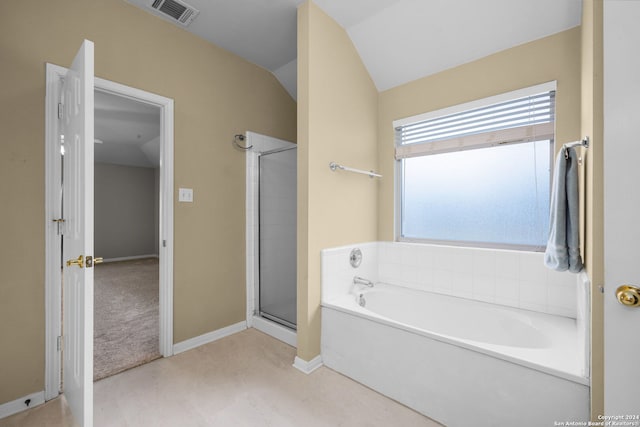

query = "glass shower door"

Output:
[[258, 147, 297, 328]]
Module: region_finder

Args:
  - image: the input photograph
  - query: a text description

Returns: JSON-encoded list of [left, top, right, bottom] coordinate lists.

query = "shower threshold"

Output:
[[260, 312, 297, 331], [252, 314, 297, 348]]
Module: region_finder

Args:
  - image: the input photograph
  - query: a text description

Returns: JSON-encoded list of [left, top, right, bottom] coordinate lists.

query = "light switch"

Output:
[[179, 187, 193, 202]]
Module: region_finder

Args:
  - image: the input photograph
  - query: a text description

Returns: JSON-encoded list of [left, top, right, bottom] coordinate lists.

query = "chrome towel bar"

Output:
[[329, 161, 382, 179]]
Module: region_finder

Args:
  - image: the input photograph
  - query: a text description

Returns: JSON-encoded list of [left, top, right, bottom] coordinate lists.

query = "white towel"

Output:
[[544, 146, 584, 273]]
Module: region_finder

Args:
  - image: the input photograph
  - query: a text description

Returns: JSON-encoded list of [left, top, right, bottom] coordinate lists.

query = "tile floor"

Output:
[[0, 328, 439, 426]]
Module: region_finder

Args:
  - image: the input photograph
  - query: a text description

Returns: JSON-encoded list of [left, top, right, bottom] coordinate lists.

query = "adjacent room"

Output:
[[93, 90, 162, 381], [1, 0, 638, 426]]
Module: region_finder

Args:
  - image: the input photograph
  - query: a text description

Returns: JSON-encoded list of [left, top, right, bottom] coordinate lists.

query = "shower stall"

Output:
[[258, 146, 297, 328], [245, 132, 297, 345]]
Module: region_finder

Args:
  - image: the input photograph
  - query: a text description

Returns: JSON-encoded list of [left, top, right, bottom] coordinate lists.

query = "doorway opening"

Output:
[[44, 63, 175, 400], [245, 132, 297, 347], [92, 90, 162, 381]]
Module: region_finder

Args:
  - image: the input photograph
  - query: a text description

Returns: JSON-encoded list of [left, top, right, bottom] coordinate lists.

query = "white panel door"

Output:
[[603, 2, 640, 416], [62, 39, 95, 427]]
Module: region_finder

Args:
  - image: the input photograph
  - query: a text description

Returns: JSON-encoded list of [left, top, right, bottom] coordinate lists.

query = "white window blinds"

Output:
[[395, 91, 555, 159]]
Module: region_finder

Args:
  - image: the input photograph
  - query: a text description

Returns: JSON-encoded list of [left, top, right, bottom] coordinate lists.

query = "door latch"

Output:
[[85, 256, 104, 268]]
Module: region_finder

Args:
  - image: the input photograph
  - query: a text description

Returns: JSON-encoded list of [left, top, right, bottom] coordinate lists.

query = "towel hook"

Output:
[[563, 136, 589, 160], [232, 134, 253, 151]]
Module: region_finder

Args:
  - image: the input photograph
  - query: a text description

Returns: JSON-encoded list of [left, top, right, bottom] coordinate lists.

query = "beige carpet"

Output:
[[93, 258, 160, 381]]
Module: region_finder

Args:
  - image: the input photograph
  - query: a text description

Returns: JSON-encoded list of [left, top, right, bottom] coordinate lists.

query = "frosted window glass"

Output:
[[401, 140, 551, 248]]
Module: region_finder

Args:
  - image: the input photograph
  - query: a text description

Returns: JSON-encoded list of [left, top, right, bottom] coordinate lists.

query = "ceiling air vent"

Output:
[[149, 0, 199, 26]]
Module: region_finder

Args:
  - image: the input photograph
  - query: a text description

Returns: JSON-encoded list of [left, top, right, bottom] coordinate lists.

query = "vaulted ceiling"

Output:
[[99, 1, 581, 167], [125, 0, 582, 100]]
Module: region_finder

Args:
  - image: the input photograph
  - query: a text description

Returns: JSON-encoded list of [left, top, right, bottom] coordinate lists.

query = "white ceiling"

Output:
[[124, 0, 582, 97], [106, 1, 580, 166], [94, 90, 161, 168], [122, 0, 582, 98], [340, 0, 582, 91]]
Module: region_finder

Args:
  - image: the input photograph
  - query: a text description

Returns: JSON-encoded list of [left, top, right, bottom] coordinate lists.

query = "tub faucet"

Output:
[[353, 276, 374, 287]]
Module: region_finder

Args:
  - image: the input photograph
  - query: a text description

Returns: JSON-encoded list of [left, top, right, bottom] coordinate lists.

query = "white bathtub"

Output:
[[354, 283, 587, 377], [321, 281, 589, 426], [362, 286, 552, 348]]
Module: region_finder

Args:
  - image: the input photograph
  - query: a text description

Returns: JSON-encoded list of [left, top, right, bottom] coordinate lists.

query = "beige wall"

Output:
[[377, 28, 583, 240], [296, 1, 378, 360], [94, 163, 157, 259], [0, 0, 296, 404], [581, 0, 604, 419]]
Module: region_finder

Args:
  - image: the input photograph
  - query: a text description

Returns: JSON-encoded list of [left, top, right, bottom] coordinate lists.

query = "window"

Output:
[[395, 83, 555, 250]]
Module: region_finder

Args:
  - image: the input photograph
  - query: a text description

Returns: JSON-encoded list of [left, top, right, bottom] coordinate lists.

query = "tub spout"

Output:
[[353, 276, 374, 287]]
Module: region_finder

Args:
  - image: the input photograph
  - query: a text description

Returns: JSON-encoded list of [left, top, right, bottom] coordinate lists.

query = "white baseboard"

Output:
[[252, 316, 297, 348], [0, 391, 45, 420], [102, 254, 159, 263], [293, 355, 323, 374], [173, 321, 247, 355]]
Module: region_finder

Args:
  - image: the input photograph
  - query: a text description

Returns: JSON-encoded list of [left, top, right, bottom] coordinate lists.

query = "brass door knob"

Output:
[[616, 285, 640, 307], [66, 255, 84, 268]]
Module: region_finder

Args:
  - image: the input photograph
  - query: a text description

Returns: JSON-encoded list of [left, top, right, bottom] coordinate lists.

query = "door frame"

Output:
[[45, 63, 174, 400]]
